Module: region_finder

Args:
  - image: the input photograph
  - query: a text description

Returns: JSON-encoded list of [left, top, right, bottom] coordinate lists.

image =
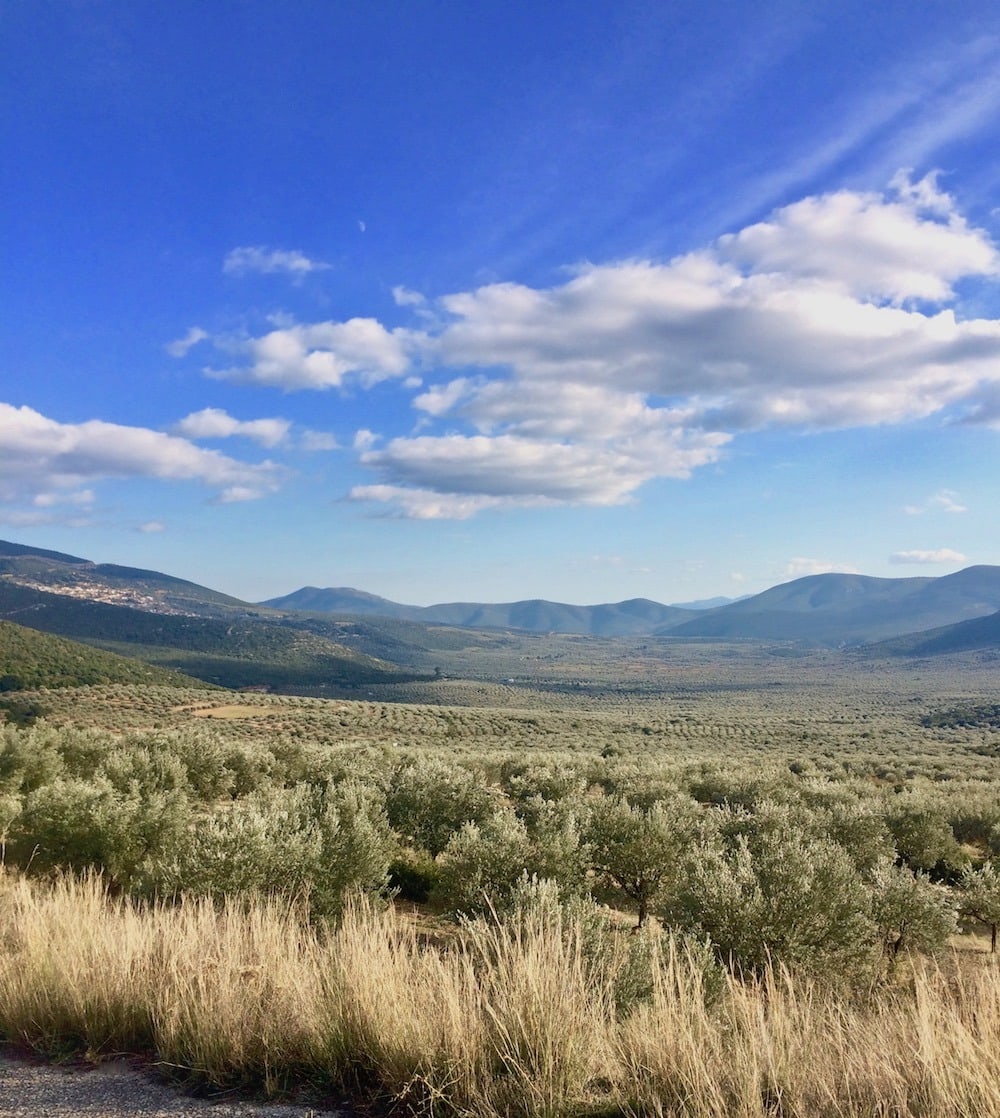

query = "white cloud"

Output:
[[215, 485, 270, 504], [174, 407, 291, 448], [904, 489, 968, 515], [298, 429, 339, 452], [197, 176, 1000, 520], [207, 319, 415, 390], [890, 548, 967, 564], [166, 326, 209, 357], [358, 428, 726, 509], [223, 246, 330, 278], [33, 488, 95, 508], [352, 176, 1000, 515], [784, 557, 860, 578], [0, 402, 283, 508], [717, 173, 997, 304], [138, 520, 165, 533], [393, 285, 426, 307], [348, 484, 508, 520]]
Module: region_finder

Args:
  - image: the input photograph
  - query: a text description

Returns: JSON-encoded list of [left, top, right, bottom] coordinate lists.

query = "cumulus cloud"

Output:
[[207, 319, 415, 390], [223, 246, 330, 278], [174, 407, 291, 448], [890, 548, 967, 564], [717, 172, 996, 304], [201, 174, 1000, 519], [138, 520, 165, 533], [344, 174, 1000, 516], [357, 425, 726, 510], [0, 402, 283, 508]]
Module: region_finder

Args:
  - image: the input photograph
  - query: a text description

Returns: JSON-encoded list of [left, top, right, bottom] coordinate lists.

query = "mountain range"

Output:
[[262, 586, 700, 636], [262, 567, 1000, 647], [2, 538, 1000, 696]]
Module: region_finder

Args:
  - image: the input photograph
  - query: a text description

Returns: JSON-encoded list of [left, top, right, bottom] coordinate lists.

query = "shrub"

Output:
[[668, 829, 877, 980], [386, 757, 496, 857], [868, 859, 958, 961], [432, 810, 534, 916], [587, 796, 690, 927]]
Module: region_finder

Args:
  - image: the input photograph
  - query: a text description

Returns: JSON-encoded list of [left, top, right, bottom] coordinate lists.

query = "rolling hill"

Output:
[[0, 538, 263, 618], [262, 587, 698, 636], [265, 567, 1000, 646], [7, 538, 1000, 662], [665, 567, 1000, 646], [866, 608, 1000, 657], [0, 543, 409, 692], [0, 618, 210, 692]]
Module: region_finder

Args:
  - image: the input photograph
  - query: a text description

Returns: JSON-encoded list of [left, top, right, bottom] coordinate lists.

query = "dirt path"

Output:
[[0, 1054, 343, 1118]]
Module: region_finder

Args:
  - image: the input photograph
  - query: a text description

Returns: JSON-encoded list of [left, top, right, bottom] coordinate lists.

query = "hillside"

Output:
[[0, 579, 405, 692], [867, 608, 1000, 657], [263, 587, 697, 636], [666, 567, 1000, 645], [0, 539, 266, 618], [263, 586, 423, 619], [8, 537, 1000, 655], [0, 618, 208, 691]]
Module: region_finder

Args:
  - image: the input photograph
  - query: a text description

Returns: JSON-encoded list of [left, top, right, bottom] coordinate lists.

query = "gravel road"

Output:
[[0, 1054, 344, 1118]]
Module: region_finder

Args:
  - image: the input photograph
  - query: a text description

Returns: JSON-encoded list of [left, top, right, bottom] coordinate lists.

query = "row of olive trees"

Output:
[[2, 723, 1000, 982]]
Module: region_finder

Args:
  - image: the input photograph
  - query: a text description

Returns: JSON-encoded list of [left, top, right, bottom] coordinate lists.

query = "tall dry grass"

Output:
[[2, 872, 1000, 1116]]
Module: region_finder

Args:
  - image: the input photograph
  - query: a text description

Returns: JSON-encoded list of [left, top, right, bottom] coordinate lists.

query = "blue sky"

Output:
[[4, 1, 1000, 606]]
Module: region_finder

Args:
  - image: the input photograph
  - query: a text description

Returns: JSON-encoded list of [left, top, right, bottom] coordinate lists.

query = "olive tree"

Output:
[[957, 862, 1000, 953], [867, 860, 958, 962], [668, 830, 877, 979], [386, 757, 495, 856], [586, 797, 686, 927], [432, 809, 534, 916]]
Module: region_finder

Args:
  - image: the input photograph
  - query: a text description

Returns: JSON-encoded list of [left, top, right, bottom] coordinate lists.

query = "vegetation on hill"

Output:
[[0, 581, 412, 691], [0, 619, 207, 693], [671, 567, 1000, 645], [0, 639, 998, 1114], [268, 566, 1000, 645], [870, 609, 1000, 657], [6, 537, 1000, 1113]]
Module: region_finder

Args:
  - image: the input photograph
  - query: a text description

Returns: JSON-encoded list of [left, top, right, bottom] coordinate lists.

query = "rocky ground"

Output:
[[0, 1053, 343, 1118]]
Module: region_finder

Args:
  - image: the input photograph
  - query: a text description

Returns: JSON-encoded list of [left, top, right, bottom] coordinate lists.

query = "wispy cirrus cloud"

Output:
[[903, 489, 968, 515], [222, 246, 331, 278], [784, 557, 860, 578]]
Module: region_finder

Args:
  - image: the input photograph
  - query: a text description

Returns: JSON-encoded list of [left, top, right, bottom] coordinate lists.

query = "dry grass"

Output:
[[3, 873, 1000, 1116], [188, 705, 284, 720]]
